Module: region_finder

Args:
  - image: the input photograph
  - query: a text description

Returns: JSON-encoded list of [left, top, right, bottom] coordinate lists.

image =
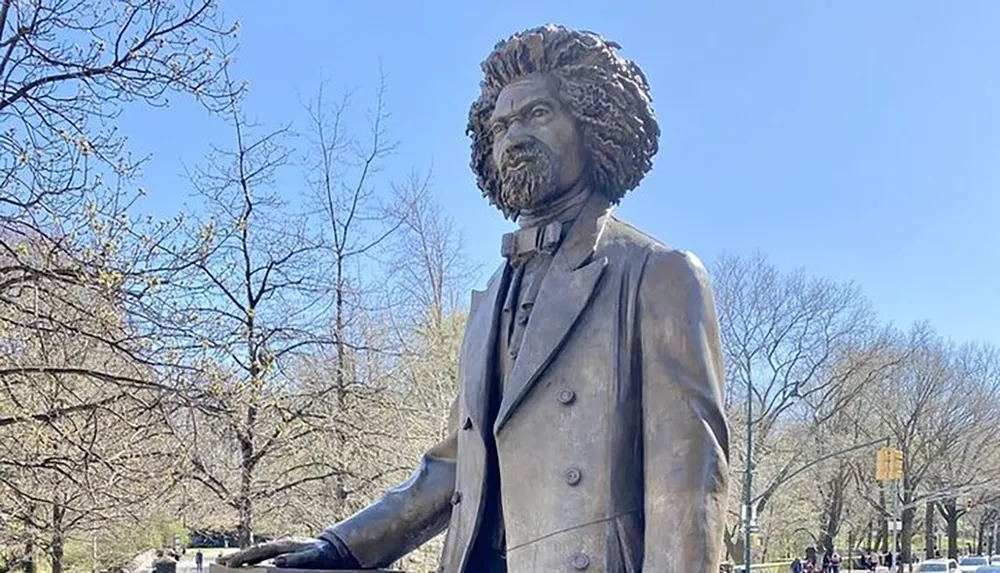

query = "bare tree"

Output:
[[384, 171, 478, 328], [0, 0, 236, 419], [711, 252, 893, 561], [300, 73, 403, 401], [843, 330, 1000, 562], [0, 259, 183, 573], [927, 343, 1000, 558], [0, 1, 237, 569], [159, 66, 349, 548]]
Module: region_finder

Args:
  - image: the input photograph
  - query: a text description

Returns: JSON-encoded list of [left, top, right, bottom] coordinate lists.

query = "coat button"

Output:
[[557, 389, 576, 405], [565, 467, 582, 486], [570, 553, 590, 570], [462, 417, 473, 430], [451, 491, 461, 505]]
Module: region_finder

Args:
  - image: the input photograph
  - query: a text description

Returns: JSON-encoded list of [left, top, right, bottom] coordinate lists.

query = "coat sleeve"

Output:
[[319, 394, 459, 568], [637, 248, 730, 573]]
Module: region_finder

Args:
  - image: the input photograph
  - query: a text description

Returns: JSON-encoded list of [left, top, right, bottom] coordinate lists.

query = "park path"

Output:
[[176, 549, 228, 573]]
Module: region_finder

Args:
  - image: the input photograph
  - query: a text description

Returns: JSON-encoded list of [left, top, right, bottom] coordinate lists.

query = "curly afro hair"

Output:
[[467, 25, 660, 216]]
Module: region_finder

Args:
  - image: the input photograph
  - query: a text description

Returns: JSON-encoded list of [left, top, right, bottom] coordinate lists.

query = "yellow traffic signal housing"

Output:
[[876, 447, 903, 482], [888, 448, 903, 481], [876, 447, 889, 482]]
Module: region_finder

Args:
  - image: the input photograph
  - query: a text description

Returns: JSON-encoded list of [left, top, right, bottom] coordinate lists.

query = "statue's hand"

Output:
[[217, 536, 357, 569]]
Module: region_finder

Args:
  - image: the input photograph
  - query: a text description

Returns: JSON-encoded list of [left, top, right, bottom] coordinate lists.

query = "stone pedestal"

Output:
[[210, 564, 402, 573]]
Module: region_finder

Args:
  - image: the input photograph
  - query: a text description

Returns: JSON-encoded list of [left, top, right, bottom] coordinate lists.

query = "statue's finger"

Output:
[[222, 547, 265, 568], [273, 548, 320, 569], [217, 552, 243, 567], [219, 551, 246, 567]]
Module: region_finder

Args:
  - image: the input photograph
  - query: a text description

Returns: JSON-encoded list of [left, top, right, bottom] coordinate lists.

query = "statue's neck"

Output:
[[518, 180, 592, 228]]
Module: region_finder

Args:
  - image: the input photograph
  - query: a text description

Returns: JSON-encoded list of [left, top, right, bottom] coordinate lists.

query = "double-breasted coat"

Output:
[[321, 193, 730, 573]]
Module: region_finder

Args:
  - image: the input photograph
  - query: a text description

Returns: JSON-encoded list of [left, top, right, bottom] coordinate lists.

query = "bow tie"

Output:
[[501, 220, 567, 266]]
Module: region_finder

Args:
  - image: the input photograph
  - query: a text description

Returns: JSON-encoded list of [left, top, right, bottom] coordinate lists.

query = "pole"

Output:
[[743, 375, 753, 571], [881, 480, 888, 553], [892, 481, 900, 558]]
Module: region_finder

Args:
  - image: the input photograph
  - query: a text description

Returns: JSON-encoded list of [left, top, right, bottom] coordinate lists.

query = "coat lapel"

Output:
[[461, 265, 508, 437], [493, 193, 613, 434]]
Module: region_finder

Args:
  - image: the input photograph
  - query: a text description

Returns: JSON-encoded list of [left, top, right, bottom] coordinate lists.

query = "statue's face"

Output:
[[489, 74, 587, 214]]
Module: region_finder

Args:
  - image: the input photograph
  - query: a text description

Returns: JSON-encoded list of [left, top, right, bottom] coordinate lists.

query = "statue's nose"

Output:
[[504, 119, 531, 141]]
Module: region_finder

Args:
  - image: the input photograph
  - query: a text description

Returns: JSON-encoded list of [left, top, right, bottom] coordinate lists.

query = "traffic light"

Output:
[[876, 447, 904, 482], [876, 447, 889, 482], [888, 448, 903, 481]]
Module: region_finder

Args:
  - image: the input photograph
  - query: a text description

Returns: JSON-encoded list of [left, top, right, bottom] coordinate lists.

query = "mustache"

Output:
[[501, 140, 550, 169]]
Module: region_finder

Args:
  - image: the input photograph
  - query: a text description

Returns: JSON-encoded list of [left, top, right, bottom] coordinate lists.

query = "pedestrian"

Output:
[[195, 550, 204, 573], [831, 551, 841, 573], [793, 558, 804, 573]]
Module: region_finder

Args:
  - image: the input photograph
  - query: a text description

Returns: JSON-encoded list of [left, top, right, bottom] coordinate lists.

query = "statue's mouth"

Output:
[[503, 152, 544, 173], [505, 159, 532, 172]]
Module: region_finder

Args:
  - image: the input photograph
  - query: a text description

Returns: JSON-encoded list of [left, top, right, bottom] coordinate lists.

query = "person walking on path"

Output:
[[195, 550, 204, 573]]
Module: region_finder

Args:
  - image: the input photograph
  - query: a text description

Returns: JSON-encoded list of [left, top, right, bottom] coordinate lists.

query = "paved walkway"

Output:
[[177, 549, 228, 573]]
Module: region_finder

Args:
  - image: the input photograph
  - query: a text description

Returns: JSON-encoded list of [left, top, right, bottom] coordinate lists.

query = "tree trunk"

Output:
[[331, 258, 349, 512], [732, 535, 746, 565], [848, 531, 855, 571], [21, 537, 34, 573], [724, 525, 739, 563], [978, 518, 986, 555], [994, 521, 999, 555], [879, 488, 890, 553], [900, 493, 916, 563], [944, 500, 959, 560], [925, 501, 937, 559], [50, 503, 65, 573], [237, 390, 257, 548], [935, 498, 961, 560], [237, 306, 262, 550], [21, 505, 36, 573], [993, 521, 999, 555], [238, 410, 255, 548], [821, 465, 847, 555], [335, 258, 346, 408]]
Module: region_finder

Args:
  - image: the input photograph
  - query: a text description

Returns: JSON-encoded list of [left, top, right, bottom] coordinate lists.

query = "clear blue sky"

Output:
[[119, 1, 1000, 347]]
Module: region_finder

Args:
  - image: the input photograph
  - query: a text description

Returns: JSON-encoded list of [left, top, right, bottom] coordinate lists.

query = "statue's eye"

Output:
[[531, 106, 551, 120], [490, 122, 507, 137]]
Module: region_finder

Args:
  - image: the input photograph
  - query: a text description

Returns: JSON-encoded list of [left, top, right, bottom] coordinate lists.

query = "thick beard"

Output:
[[498, 148, 556, 216]]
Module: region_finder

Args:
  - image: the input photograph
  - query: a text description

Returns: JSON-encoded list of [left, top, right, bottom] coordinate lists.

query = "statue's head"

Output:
[[467, 25, 660, 220]]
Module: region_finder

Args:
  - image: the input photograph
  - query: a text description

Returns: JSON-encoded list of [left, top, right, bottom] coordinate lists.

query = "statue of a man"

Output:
[[222, 24, 729, 573]]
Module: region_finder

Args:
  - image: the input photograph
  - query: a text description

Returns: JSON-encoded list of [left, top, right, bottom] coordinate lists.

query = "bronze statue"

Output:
[[220, 24, 730, 573]]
